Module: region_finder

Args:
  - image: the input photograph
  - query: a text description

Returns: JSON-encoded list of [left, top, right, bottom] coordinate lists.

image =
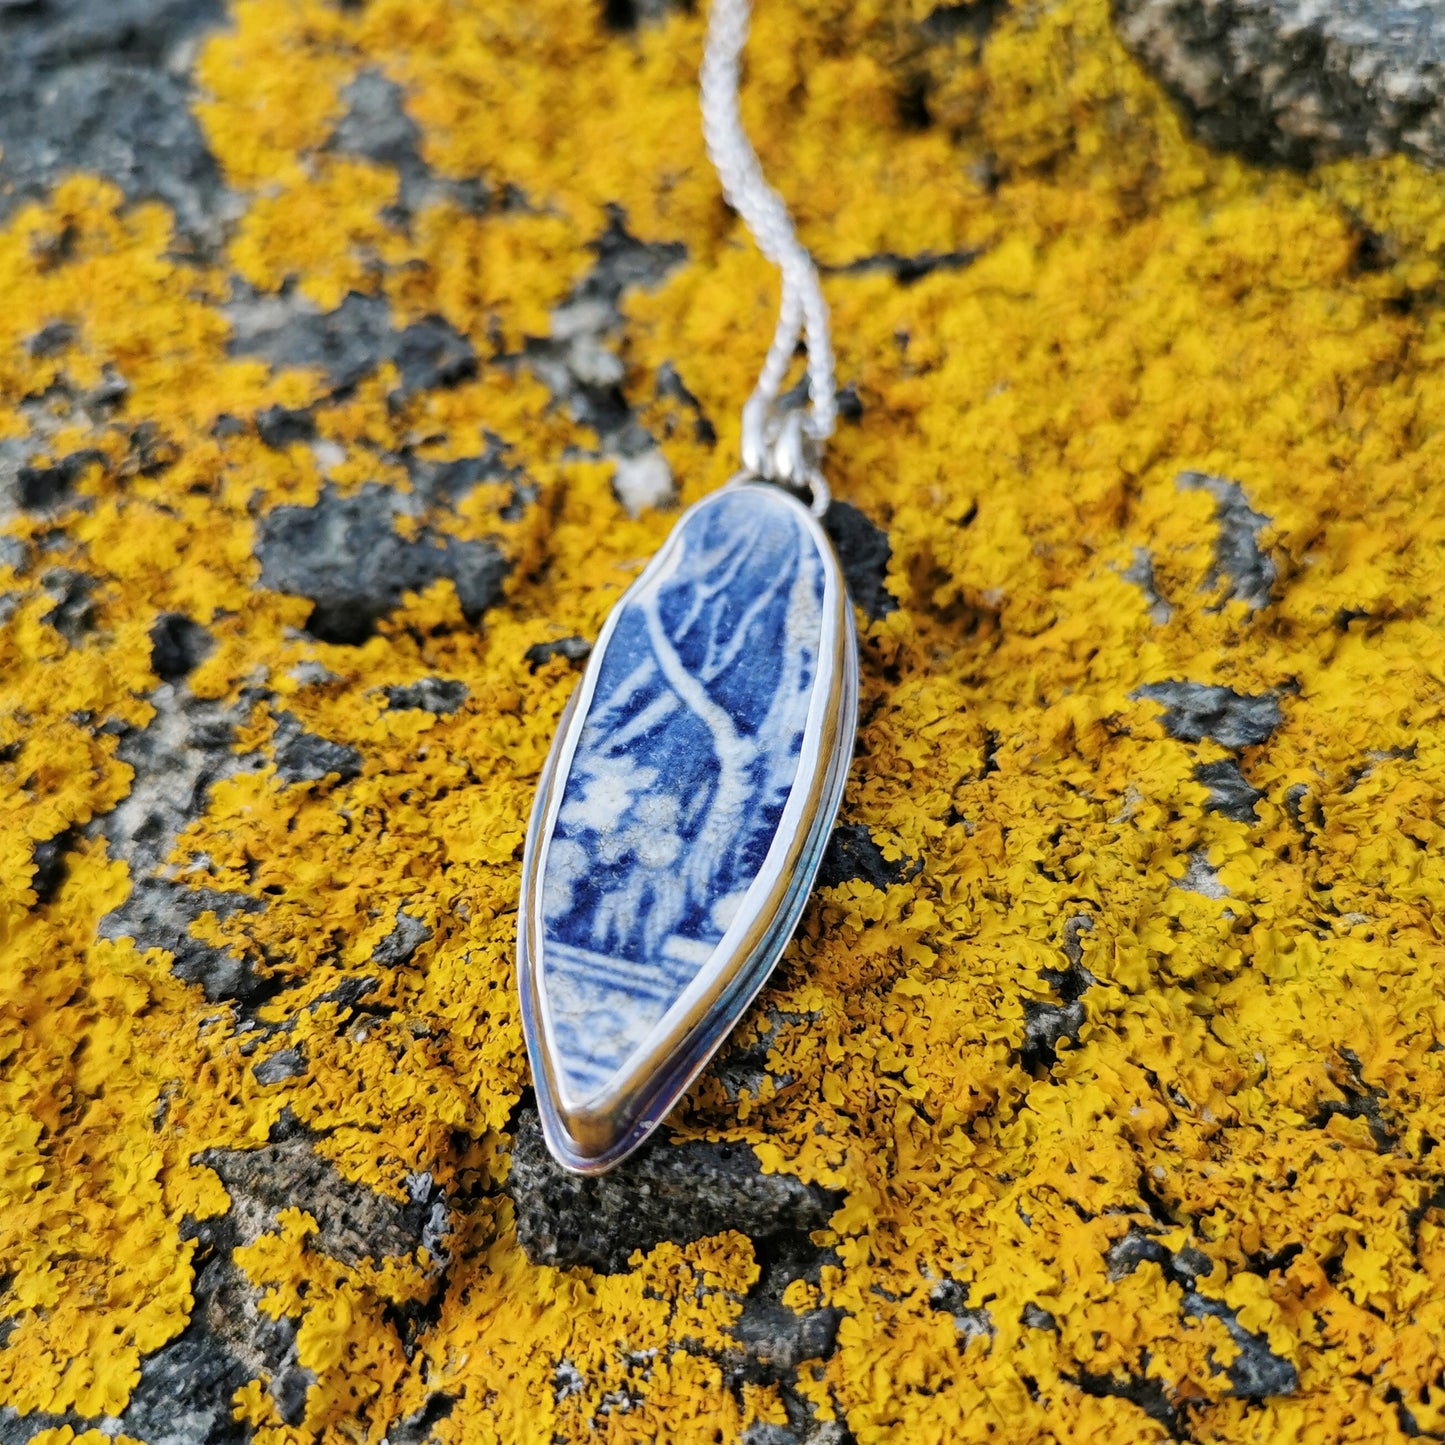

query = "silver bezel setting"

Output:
[[518, 482, 859, 1173]]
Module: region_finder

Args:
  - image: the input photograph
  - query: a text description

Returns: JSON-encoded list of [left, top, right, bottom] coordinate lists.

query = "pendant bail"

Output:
[[739, 400, 831, 516]]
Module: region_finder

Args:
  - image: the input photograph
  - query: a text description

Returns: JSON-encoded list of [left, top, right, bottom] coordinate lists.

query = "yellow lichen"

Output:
[[4, 0, 1445, 1439]]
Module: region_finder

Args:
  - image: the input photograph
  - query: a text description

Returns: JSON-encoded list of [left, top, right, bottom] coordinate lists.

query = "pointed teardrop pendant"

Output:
[[519, 482, 858, 1172]]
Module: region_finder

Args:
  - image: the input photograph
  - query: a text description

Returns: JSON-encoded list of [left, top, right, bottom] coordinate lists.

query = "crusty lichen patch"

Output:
[[3, 0, 1445, 1440]]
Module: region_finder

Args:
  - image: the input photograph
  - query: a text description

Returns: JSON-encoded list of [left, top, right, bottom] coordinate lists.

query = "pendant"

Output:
[[519, 480, 858, 1172]]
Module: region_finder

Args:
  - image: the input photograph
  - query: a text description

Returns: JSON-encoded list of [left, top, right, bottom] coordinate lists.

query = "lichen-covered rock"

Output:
[[1113, 0, 1445, 168], [4, 0, 1445, 1441], [508, 1107, 841, 1274]]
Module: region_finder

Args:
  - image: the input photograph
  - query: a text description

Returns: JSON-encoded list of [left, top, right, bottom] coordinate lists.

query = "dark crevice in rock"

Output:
[[1177, 471, 1276, 613], [1020, 915, 1095, 1075], [1194, 757, 1263, 824], [508, 1106, 842, 1274], [1132, 681, 1282, 749], [823, 501, 896, 621], [822, 246, 983, 286], [388, 1392, 460, 1445], [256, 483, 509, 643], [816, 822, 919, 891], [655, 361, 718, 446], [149, 611, 214, 681], [1074, 1367, 1188, 1440], [17, 448, 106, 510], [1313, 1048, 1396, 1151], [39, 567, 96, 643], [255, 404, 317, 450], [919, 0, 1009, 45], [525, 635, 593, 671], [29, 825, 79, 906]]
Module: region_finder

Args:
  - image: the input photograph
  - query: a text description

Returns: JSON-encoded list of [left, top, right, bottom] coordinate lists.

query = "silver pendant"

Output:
[[519, 481, 858, 1171]]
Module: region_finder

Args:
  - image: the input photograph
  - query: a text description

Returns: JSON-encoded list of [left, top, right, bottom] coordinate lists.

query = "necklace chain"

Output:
[[701, 0, 835, 509]]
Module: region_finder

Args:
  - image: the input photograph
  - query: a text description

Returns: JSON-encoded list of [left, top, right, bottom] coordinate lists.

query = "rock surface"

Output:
[[1113, 0, 1445, 168], [3, 0, 1444, 1440], [509, 1108, 841, 1274]]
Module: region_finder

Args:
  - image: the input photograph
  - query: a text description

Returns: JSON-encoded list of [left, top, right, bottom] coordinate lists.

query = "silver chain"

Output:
[[701, 0, 835, 513]]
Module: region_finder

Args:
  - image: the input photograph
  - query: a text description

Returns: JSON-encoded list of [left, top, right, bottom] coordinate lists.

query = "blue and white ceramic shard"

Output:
[[519, 481, 858, 1172]]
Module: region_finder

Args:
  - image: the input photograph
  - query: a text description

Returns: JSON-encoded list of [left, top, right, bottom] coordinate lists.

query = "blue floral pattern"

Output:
[[539, 487, 825, 1100]]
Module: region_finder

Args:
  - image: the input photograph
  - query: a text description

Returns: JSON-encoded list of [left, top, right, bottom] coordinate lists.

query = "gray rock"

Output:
[[329, 67, 486, 219], [38, 566, 96, 644], [271, 711, 364, 786], [252, 1046, 306, 1085], [816, 821, 919, 891], [0, 0, 223, 71], [0, 61, 229, 244], [392, 315, 476, 397], [29, 826, 78, 905], [228, 289, 396, 395], [1133, 680, 1282, 748], [524, 635, 592, 671], [823, 500, 897, 621], [106, 877, 267, 1004], [94, 680, 267, 1003], [612, 448, 675, 515], [408, 447, 514, 508], [0, 0, 228, 239], [199, 1132, 446, 1270], [0, 1123, 444, 1445], [373, 908, 432, 968], [508, 1107, 842, 1274], [709, 1007, 807, 1105], [256, 482, 508, 643], [1113, 0, 1445, 170], [1183, 1290, 1300, 1396], [255, 404, 316, 450], [384, 676, 469, 713], [1179, 471, 1276, 613], [331, 69, 425, 179], [1177, 848, 1229, 898], [1195, 757, 1264, 823], [1121, 546, 1173, 624], [1107, 1221, 1298, 1399]]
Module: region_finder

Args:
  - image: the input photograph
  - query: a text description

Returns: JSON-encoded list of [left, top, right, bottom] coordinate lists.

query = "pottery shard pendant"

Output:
[[519, 481, 858, 1172]]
